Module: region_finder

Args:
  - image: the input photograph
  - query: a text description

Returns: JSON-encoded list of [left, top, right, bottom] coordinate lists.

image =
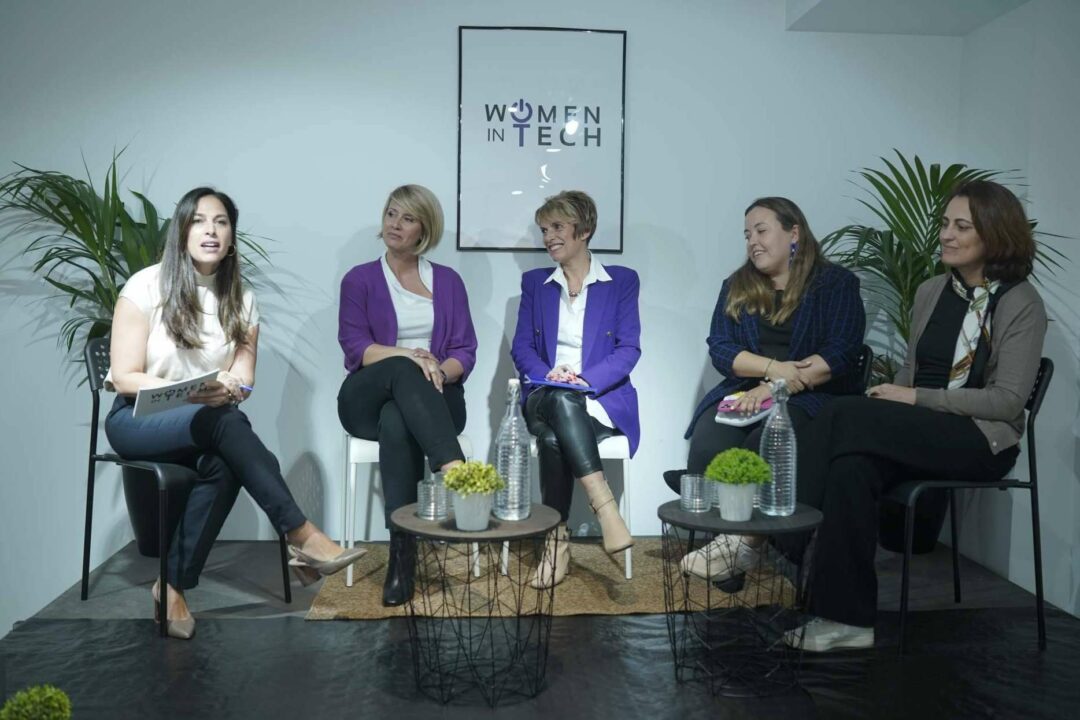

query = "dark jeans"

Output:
[[525, 388, 617, 522], [337, 356, 466, 527], [105, 397, 307, 590], [797, 396, 1018, 627], [686, 405, 813, 476]]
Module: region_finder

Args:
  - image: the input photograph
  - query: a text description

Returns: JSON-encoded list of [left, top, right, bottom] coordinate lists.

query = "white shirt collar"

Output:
[[544, 252, 611, 289]]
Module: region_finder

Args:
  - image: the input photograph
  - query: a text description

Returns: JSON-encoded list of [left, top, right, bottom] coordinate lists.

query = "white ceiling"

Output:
[[786, 0, 1033, 36]]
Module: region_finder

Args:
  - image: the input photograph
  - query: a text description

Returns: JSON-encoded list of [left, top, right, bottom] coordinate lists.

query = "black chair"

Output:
[[887, 357, 1053, 654], [81, 337, 292, 636], [853, 344, 873, 394]]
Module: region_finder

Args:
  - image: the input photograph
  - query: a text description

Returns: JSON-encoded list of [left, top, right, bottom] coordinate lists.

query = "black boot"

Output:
[[382, 531, 416, 607]]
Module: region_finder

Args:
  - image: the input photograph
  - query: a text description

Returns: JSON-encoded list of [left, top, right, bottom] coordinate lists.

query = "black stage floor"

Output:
[[3, 610, 1078, 718], [3, 541, 1078, 718]]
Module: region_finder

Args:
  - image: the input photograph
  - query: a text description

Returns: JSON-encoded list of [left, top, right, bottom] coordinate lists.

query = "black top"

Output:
[[759, 291, 794, 362], [914, 284, 967, 389]]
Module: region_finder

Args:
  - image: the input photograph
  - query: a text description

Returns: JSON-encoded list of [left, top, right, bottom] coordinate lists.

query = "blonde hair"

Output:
[[534, 190, 597, 243], [725, 197, 826, 324], [380, 184, 444, 255]]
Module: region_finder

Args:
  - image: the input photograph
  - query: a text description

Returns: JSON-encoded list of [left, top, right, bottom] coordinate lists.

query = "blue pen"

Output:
[[240, 384, 254, 393]]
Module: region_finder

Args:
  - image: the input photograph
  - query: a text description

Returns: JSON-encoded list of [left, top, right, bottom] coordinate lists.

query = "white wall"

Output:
[[953, 0, 1080, 617], [9, 0, 1062, 637]]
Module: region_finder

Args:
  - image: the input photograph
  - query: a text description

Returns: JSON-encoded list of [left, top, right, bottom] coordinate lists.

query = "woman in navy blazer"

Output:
[[679, 197, 865, 582], [511, 190, 640, 588]]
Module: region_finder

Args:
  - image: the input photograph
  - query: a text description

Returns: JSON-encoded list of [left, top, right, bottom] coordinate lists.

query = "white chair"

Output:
[[527, 434, 633, 579], [343, 433, 473, 586]]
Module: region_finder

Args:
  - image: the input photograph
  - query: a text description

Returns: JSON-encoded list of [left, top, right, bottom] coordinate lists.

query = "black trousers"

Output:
[[525, 388, 617, 523], [797, 396, 1018, 627], [337, 356, 466, 527], [686, 405, 813, 476], [105, 397, 307, 590]]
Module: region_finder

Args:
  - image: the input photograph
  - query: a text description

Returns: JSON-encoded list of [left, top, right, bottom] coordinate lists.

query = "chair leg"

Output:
[[81, 459, 97, 601], [622, 458, 632, 580], [1030, 485, 1047, 650], [898, 497, 918, 656], [346, 462, 358, 588], [949, 489, 961, 603], [158, 487, 168, 639], [279, 534, 292, 603]]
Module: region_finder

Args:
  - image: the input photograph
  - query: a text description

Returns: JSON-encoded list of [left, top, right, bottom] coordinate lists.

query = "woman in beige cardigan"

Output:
[[786, 180, 1047, 652]]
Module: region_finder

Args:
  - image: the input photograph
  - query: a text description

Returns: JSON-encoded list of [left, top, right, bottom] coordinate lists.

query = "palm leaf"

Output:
[[0, 151, 274, 358]]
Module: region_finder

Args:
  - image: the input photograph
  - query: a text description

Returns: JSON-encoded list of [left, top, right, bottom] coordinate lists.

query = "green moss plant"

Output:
[[443, 461, 506, 496], [0, 684, 72, 720], [705, 448, 771, 486]]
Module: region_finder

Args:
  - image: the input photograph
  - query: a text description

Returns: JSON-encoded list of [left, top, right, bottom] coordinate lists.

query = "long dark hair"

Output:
[[725, 197, 826, 323], [944, 180, 1035, 282], [159, 187, 248, 348]]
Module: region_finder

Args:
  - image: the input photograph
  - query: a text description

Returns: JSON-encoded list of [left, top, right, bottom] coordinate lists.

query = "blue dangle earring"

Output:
[[789, 242, 798, 265]]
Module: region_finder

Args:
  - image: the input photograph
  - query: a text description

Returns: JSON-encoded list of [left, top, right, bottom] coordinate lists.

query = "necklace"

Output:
[[568, 289, 580, 298]]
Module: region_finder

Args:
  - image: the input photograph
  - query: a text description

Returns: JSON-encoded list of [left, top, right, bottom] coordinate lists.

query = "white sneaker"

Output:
[[679, 535, 761, 580], [785, 617, 874, 652]]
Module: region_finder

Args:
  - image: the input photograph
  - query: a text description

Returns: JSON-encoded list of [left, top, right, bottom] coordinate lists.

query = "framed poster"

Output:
[[457, 26, 626, 253]]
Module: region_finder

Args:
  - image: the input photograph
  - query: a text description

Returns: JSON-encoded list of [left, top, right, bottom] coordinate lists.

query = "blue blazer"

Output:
[[511, 264, 642, 456], [685, 263, 866, 438]]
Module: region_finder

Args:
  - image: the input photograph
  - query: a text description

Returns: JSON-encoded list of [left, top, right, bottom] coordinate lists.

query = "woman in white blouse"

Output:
[[337, 184, 477, 606], [107, 187, 364, 639]]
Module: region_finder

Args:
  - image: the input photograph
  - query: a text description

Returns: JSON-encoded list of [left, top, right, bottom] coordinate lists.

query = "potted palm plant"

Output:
[[705, 448, 771, 522], [0, 152, 269, 353], [820, 150, 1065, 383], [0, 152, 270, 556], [443, 461, 506, 531]]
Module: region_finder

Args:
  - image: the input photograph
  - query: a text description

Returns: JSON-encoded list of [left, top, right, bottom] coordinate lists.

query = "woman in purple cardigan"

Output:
[[511, 190, 640, 589], [338, 184, 477, 606]]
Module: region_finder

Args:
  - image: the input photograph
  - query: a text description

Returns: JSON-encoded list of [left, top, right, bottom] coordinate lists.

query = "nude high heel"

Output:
[[585, 481, 633, 554], [530, 525, 571, 589]]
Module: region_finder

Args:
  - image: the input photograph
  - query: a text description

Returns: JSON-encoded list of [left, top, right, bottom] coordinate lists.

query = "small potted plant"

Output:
[[443, 461, 506, 531], [705, 448, 771, 521], [0, 684, 72, 720]]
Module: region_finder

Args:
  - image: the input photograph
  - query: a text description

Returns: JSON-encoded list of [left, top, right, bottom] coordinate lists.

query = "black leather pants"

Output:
[[525, 388, 617, 522]]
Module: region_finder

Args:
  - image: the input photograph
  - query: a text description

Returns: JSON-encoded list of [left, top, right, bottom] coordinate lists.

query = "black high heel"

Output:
[[382, 531, 416, 607]]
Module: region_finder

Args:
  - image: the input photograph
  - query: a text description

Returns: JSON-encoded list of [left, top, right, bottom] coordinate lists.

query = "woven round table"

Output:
[[658, 500, 823, 697], [390, 503, 561, 706]]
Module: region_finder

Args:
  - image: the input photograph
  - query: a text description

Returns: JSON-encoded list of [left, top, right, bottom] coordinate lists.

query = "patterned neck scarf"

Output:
[[948, 271, 1000, 389]]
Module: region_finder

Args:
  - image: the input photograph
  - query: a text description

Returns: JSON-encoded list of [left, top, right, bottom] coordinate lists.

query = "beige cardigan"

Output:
[[894, 274, 1047, 455]]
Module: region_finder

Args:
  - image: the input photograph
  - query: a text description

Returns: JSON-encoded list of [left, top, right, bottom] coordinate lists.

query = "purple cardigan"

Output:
[[338, 259, 478, 381], [510, 264, 642, 456]]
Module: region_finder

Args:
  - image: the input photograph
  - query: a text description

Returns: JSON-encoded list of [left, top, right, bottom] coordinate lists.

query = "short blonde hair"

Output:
[[534, 190, 597, 244], [380, 184, 444, 255]]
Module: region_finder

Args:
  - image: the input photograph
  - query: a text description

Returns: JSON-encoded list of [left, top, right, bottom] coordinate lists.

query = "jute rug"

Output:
[[307, 538, 796, 620]]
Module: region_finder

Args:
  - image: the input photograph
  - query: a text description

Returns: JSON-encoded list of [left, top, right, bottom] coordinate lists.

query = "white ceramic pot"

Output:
[[451, 490, 494, 531], [715, 483, 757, 522]]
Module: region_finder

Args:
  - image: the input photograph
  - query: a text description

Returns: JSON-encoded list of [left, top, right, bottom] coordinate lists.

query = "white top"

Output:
[[105, 263, 259, 391], [380, 254, 434, 352], [544, 254, 614, 428]]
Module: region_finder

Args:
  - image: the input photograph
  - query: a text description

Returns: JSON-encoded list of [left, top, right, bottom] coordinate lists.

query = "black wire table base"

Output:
[[661, 517, 817, 698], [393, 508, 560, 707]]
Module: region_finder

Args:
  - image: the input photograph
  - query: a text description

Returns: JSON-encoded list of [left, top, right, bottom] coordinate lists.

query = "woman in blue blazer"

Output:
[[511, 190, 640, 588], [680, 197, 865, 581]]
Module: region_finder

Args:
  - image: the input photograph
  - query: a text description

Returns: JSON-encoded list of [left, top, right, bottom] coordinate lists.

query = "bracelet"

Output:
[[763, 358, 775, 380]]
